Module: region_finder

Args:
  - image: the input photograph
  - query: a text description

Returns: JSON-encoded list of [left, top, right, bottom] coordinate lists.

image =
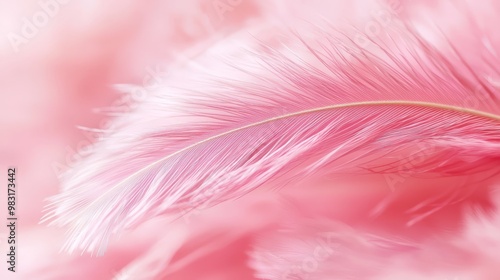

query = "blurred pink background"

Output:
[[1, 0, 500, 279]]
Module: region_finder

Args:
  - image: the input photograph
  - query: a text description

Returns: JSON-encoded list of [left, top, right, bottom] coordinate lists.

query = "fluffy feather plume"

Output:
[[42, 0, 500, 262]]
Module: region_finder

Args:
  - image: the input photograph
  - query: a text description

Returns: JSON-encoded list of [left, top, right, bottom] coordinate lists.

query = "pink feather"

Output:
[[43, 0, 500, 257], [31, 0, 500, 279]]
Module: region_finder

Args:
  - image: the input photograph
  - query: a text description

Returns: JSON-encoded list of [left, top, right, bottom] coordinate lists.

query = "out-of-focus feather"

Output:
[[43, 10, 500, 255], [249, 188, 500, 280]]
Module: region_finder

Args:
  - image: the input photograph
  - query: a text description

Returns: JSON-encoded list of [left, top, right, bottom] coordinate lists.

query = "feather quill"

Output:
[[43, 15, 500, 255]]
